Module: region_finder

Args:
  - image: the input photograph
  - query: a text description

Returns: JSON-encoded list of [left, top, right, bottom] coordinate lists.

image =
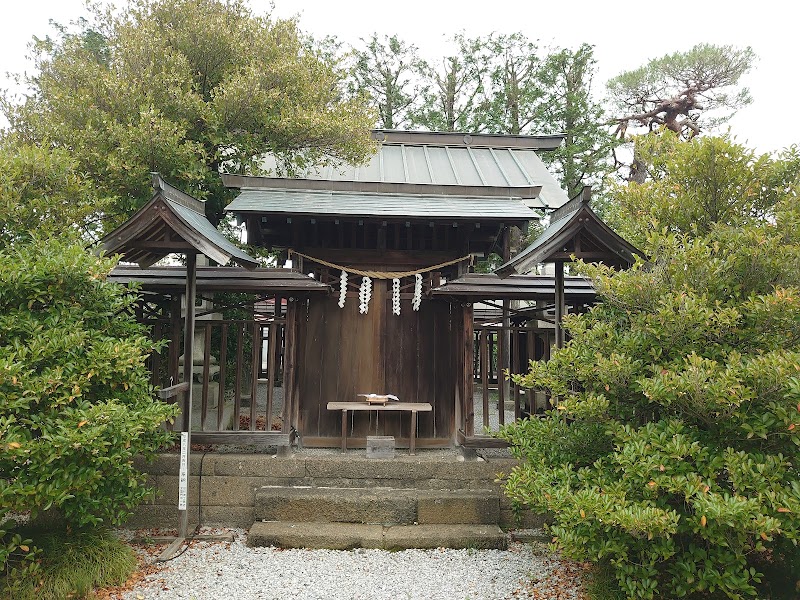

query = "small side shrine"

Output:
[[99, 173, 260, 554], [496, 186, 643, 347]]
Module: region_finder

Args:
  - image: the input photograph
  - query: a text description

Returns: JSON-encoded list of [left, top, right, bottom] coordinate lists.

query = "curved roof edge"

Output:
[[98, 173, 258, 269], [495, 187, 644, 277]]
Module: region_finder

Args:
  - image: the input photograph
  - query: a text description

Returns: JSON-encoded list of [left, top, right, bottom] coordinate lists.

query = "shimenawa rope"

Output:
[[287, 249, 472, 279]]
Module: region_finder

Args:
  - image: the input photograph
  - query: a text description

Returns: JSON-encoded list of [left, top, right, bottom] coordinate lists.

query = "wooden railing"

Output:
[[459, 323, 553, 446], [145, 313, 292, 445]]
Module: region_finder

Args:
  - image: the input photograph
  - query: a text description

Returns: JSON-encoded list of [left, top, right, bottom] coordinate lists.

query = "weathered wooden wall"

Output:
[[294, 282, 459, 447]]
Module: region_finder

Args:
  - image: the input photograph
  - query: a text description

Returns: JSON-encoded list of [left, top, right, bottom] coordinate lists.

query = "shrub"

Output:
[[0, 240, 176, 531], [500, 136, 800, 599]]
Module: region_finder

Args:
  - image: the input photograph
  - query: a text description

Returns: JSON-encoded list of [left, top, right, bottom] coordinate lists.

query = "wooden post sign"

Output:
[[178, 431, 189, 511]]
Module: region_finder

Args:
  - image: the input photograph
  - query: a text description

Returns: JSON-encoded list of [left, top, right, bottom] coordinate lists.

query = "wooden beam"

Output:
[[456, 429, 510, 449], [129, 240, 195, 251], [190, 432, 291, 445], [157, 382, 189, 400], [555, 261, 565, 349]]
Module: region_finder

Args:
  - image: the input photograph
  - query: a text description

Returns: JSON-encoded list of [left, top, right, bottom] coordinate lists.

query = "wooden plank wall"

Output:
[[296, 282, 457, 446]]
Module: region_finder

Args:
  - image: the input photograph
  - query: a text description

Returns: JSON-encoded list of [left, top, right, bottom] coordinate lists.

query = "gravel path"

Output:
[[115, 529, 587, 600]]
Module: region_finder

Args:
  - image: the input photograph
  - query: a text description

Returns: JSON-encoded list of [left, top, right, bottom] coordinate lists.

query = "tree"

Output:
[[2, 0, 376, 228], [0, 240, 177, 529], [348, 33, 619, 200], [607, 44, 756, 183], [349, 33, 423, 130], [605, 132, 800, 247], [500, 135, 800, 599], [535, 44, 619, 199], [0, 137, 110, 245], [482, 33, 545, 136], [410, 34, 490, 133], [608, 44, 755, 140]]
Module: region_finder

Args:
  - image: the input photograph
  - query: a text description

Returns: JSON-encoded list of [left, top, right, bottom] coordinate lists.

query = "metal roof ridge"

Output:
[[372, 129, 564, 150], [150, 172, 205, 214]]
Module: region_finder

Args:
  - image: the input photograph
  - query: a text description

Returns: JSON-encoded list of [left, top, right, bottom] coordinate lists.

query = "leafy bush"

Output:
[[500, 136, 800, 599], [0, 240, 177, 531]]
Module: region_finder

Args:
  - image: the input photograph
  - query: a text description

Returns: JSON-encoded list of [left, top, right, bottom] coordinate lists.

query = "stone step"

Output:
[[247, 521, 507, 550], [254, 486, 500, 526]]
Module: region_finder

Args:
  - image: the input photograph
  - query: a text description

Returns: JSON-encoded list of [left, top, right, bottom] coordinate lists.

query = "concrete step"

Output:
[[247, 521, 507, 550], [254, 486, 499, 525]]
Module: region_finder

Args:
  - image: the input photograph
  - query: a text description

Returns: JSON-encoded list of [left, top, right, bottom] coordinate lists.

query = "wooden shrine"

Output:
[[106, 131, 640, 450]]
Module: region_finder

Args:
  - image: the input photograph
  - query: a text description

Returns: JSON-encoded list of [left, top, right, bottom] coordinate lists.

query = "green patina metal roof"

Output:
[[495, 188, 643, 276], [225, 188, 537, 221], [99, 174, 258, 268], [431, 272, 596, 300], [224, 130, 571, 216]]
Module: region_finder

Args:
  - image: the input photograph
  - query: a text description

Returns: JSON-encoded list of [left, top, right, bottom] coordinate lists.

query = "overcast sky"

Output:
[[1, 0, 795, 154]]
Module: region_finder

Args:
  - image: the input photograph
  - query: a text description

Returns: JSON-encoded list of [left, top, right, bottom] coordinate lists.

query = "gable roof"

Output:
[[495, 187, 643, 276], [223, 130, 571, 214], [98, 173, 258, 269]]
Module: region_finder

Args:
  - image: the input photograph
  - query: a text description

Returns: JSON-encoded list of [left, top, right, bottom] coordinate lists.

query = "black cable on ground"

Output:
[[156, 450, 208, 562]]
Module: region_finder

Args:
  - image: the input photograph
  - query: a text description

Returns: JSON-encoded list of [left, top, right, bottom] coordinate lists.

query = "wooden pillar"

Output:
[[179, 252, 197, 540], [502, 226, 511, 263], [480, 328, 489, 429], [283, 299, 300, 435], [554, 261, 565, 349], [498, 300, 510, 425], [462, 303, 474, 437], [250, 321, 260, 431], [169, 294, 182, 390]]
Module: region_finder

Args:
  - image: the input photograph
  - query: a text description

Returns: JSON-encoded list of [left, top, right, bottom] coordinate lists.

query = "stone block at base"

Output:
[[366, 436, 395, 459], [382, 524, 507, 550], [247, 521, 507, 550], [248, 521, 384, 550]]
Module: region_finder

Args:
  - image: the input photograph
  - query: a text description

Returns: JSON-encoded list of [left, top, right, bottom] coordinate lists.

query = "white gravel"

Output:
[[119, 529, 584, 600]]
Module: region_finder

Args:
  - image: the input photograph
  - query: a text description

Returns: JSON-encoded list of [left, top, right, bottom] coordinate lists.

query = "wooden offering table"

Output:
[[326, 401, 433, 455]]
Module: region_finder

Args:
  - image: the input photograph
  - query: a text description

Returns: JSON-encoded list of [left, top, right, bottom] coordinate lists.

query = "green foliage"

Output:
[[605, 132, 800, 248], [409, 33, 490, 133], [585, 562, 626, 600], [0, 137, 110, 246], [348, 33, 423, 130], [481, 32, 544, 136], [608, 44, 755, 140], [2, 526, 136, 600], [534, 44, 619, 199], [349, 34, 616, 199], [500, 137, 800, 599], [0, 520, 39, 597], [3, 0, 375, 228], [0, 240, 177, 531]]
